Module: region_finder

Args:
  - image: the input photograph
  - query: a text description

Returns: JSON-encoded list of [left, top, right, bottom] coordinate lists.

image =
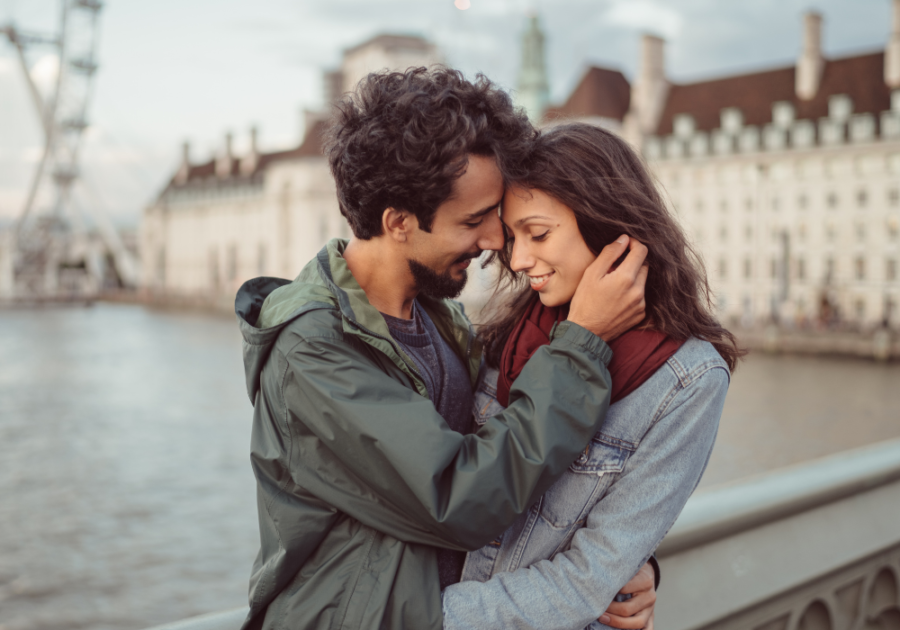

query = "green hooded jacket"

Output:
[[235, 239, 613, 630]]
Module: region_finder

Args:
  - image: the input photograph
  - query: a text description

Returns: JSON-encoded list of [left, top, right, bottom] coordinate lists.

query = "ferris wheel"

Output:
[[2, 0, 137, 297]]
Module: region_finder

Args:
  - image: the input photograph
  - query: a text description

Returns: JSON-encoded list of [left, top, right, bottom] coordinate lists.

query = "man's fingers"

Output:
[[606, 589, 656, 617], [614, 239, 649, 280], [587, 235, 630, 277], [635, 263, 649, 290], [599, 610, 652, 629]]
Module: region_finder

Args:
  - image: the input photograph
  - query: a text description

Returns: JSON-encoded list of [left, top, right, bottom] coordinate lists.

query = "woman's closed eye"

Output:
[[532, 230, 550, 242]]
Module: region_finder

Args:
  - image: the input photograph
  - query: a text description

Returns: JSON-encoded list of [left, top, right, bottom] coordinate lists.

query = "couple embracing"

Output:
[[235, 67, 741, 630]]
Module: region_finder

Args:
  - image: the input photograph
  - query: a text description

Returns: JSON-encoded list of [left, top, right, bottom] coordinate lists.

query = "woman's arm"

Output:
[[441, 365, 730, 630]]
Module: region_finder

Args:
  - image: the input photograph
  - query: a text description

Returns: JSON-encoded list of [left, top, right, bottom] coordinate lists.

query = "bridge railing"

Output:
[[145, 438, 900, 630]]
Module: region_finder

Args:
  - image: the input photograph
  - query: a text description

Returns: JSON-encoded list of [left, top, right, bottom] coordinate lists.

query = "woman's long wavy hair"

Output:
[[479, 123, 744, 372]]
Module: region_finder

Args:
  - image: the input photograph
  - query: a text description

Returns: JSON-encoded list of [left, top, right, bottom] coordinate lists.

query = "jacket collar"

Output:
[[317, 239, 482, 385]]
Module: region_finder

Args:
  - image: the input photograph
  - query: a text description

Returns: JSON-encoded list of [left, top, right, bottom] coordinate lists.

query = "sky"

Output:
[[0, 0, 894, 228]]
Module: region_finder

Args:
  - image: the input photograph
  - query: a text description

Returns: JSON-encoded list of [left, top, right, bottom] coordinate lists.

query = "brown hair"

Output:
[[480, 123, 744, 372], [325, 66, 536, 239]]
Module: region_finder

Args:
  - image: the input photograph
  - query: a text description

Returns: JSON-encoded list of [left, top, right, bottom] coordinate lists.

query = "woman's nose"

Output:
[[509, 238, 533, 272]]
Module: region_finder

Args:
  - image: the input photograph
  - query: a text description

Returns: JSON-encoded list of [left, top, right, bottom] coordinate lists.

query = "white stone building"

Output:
[[140, 35, 441, 302], [541, 4, 900, 330]]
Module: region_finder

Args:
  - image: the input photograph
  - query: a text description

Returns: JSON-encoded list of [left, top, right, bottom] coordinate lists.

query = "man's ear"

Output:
[[382, 208, 418, 243]]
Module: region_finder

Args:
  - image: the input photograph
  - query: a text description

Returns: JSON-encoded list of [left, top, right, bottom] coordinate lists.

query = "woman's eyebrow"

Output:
[[514, 215, 553, 227]]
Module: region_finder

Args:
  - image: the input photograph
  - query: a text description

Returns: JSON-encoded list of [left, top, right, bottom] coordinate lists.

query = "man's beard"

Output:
[[408, 252, 480, 300]]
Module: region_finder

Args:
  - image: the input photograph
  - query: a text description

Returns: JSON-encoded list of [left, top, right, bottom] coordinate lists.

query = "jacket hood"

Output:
[[235, 238, 482, 403]]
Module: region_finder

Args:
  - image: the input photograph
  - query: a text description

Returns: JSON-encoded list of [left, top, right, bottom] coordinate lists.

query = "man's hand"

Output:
[[598, 562, 657, 629], [567, 235, 648, 342]]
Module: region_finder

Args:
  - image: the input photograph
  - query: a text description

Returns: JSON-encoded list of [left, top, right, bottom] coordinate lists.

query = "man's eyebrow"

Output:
[[514, 215, 553, 227], [464, 200, 502, 220]]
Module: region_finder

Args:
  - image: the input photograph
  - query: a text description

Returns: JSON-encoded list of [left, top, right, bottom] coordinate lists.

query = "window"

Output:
[[827, 193, 838, 209], [797, 257, 806, 281], [798, 223, 807, 241], [745, 198, 754, 212], [719, 225, 728, 240], [695, 200, 704, 213], [798, 194, 809, 210], [209, 247, 220, 288], [720, 200, 729, 213], [855, 300, 866, 321], [227, 244, 238, 281], [745, 225, 753, 241], [857, 189, 868, 208], [257, 243, 267, 275], [825, 257, 835, 279], [855, 257, 866, 280], [888, 259, 897, 282], [771, 197, 780, 212], [888, 217, 899, 241], [770, 258, 778, 279], [827, 223, 836, 242], [889, 188, 899, 207], [719, 258, 728, 280], [743, 258, 752, 279], [856, 222, 866, 242]]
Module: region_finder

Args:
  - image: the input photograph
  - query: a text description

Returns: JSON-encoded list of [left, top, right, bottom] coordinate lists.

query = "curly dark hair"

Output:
[[325, 66, 536, 239], [480, 123, 745, 372]]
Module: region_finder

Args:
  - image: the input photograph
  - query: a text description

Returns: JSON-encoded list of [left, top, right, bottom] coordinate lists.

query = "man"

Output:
[[235, 67, 652, 630]]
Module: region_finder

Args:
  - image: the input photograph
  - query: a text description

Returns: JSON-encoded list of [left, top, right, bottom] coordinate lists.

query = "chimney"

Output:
[[796, 12, 825, 100], [241, 126, 260, 176], [216, 132, 234, 179], [626, 34, 669, 144], [887, 0, 900, 87], [174, 140, 190, 185]]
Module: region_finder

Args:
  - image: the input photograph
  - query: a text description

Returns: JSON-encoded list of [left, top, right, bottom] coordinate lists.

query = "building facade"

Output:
[[140, 34, 441, 302], [541, 4, 900, 330]]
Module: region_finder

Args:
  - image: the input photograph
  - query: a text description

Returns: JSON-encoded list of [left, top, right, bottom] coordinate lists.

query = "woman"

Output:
[[441, 123, 742, 630]]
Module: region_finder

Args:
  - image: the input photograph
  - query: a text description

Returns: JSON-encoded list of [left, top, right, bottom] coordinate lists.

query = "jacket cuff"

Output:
[[549, 321, 613, 366], [649, 553, 661, 589]]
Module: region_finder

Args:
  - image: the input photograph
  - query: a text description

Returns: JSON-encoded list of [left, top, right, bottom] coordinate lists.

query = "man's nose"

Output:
[[477, 211, 506, 252]]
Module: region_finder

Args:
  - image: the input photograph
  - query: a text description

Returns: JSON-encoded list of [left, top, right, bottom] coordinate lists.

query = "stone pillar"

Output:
[[174, 141, 190, 185], [886, 0, 900, 88], [216, 132, 234, 179], [240, 126, 259, 175], [796, 12, 824, 100]]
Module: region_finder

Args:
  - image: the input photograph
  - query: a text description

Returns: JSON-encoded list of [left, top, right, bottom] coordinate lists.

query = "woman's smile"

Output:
[[528, 271, 554, 291]]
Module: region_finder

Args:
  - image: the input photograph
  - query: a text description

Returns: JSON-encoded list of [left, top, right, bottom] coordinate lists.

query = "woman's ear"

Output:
[[382, 207, 416, 243]]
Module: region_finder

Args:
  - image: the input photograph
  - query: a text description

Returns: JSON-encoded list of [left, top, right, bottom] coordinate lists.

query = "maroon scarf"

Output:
[[496, 296, 684, 408]]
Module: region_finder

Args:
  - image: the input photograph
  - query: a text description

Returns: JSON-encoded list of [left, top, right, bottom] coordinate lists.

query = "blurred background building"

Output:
[[139, 3, 900, 335]]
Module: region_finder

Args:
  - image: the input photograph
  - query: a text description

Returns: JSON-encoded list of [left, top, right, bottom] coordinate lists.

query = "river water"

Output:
[[1, 303, 899, 630]]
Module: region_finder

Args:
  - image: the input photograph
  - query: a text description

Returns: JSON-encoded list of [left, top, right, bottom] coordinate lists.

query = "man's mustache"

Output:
[[454, 251, 483, 265]]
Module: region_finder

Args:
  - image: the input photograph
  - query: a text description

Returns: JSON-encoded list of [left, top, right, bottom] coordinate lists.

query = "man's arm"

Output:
[[440, 365, 729, 630], [253, 236, 647, 553], [271, 320, 611, 552]]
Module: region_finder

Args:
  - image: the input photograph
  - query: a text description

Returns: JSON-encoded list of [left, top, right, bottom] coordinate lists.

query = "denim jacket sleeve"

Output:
[[441, 360, 729, 630]]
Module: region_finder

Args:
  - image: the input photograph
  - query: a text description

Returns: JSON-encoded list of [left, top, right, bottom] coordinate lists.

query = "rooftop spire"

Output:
[[516, 13, 549, 123]]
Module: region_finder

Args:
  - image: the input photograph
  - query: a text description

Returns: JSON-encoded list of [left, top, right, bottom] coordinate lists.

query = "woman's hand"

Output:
[[567, 235, 649, 342], [598, 561, 657, 629]]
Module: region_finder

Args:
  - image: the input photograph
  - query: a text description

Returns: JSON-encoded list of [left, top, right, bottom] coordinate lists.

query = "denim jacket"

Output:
[[442, 337, 730, 630]]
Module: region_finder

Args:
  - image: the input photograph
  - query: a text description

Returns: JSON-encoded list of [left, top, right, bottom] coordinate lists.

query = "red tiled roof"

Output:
[[544, 66, 631, 123], [655, 51, 891, 135], [173, 119, 328, 187]]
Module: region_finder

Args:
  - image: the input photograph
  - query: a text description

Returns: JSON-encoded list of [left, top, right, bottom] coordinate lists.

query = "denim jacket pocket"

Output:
[[472, 368, 504, 426], [538, 436, 629, 529]]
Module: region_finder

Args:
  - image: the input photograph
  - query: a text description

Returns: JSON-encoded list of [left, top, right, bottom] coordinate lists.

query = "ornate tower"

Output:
[[516, 14, 550, 123]]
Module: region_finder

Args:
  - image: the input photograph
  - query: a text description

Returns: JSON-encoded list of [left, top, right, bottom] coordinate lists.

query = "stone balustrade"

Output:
[[144, 438, 900, 630]]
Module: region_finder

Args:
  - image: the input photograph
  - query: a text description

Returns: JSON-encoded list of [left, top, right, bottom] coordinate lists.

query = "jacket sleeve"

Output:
[[440, 364, 729, 630], [274, 321, 612, 553]]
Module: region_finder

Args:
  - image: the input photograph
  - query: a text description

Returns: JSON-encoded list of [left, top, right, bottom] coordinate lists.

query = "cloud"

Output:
[[603, 0, 684, 39]]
